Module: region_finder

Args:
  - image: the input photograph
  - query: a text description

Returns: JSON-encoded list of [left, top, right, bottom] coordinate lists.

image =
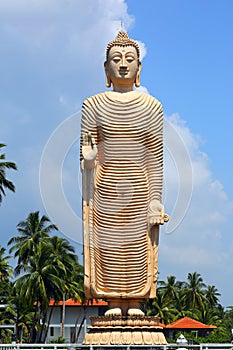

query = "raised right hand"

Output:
[[82, 132, 98, 162]]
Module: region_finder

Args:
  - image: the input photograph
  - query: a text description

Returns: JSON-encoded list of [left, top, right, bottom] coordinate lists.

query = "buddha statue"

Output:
[[81, 31, 168, 317]]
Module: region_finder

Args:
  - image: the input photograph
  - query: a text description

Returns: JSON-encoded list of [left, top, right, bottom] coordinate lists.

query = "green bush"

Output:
[[50, 336, 66, 343]]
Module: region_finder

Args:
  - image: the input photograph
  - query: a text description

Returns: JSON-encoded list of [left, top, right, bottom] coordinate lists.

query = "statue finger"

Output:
[[87, 132, 93, 144], [83, 133, 88, 146], [149, 218, 155, 226], [161, 205, 165, 217]]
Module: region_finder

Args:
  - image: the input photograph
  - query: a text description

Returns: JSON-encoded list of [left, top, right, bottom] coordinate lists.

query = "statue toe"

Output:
[[127, 308, 145, 316], [105, 307, 122, 316]]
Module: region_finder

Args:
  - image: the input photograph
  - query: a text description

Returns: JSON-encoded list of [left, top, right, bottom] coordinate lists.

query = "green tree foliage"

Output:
[[0, 247, 14, 343], [2, 210, 233, 344], [147, 287, 177, 324], [0, 246, 12, 283], [8, 211, 58, 267], [182, 272, 207, 316], [0, 144, 17, 204], [144, 272, 232, 342], [7, 211, 84, 343]]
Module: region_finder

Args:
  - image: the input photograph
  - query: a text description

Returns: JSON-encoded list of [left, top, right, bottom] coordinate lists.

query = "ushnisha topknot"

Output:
[[106, 30, 140, 60]]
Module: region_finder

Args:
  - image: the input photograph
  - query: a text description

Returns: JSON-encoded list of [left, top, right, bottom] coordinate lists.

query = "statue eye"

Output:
[[126, 56, 135, 63], [112, 57, 121, 63]]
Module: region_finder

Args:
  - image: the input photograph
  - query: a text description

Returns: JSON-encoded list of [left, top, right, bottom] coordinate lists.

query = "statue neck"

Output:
[[112, 84, 134, 93]]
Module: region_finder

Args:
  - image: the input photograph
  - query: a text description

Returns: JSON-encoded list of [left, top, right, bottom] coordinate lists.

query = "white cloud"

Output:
[[0, 0, 133, 54], [158, 113, 233, 303], [2, 0, 233, 306], [135, 85, 150, 94], [137, 40, 147, 60], [209, 180, 227, 200], [161, 244, 220, 267], [0, 0, 136, 248], [164, 114, 232, 229]]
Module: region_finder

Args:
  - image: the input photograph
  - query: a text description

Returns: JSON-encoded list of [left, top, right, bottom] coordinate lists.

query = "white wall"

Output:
[[46, 304, 107, 343]]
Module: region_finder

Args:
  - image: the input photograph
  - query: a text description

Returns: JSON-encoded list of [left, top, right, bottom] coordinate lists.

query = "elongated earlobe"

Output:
[[104, 61, 111, 88], [106, 75, 112, 88], [135, 61, 142, 88], [135, 72, 140, 87]]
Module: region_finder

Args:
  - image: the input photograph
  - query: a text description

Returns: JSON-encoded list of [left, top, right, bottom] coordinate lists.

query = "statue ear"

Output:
[[135, 61, 142, 88], [104, 61, 112, 88], [106, 75, 112, 88]]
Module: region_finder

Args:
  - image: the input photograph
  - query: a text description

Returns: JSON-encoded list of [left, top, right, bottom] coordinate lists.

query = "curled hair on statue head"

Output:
[[106, 30, 140, 61]]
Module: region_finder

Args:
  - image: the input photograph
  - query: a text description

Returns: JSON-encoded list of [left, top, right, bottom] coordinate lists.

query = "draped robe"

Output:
[[81, 91, 163, 300]]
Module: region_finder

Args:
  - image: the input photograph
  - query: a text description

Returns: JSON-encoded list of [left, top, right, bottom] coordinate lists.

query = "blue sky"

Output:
[[1, 0, 233, 306]]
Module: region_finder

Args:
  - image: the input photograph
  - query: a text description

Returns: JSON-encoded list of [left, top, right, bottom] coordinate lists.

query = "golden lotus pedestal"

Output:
[[83, 315, 167, 346]]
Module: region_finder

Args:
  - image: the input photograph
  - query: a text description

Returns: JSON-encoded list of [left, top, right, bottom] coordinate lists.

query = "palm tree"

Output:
[[0, 144, 17, 204], [0, 246, 12, 282], [8, 212, 85, 343], [196, 304, 221, 325], [8, 212, 59, 342], [48, 236, 84, 339], [14, 242, 64, 342], [0, 246, 13, 322], [49, 236, 77, 275], [223, 306, 233, 339], [69, 264, 84, 343], [8, 284, 35, 343], [147, 289, 176, 324], [158, 275, 184, 304], [182, 272, 206, 316], [204, 285, 221, 307], [8, 211, 58, 268]]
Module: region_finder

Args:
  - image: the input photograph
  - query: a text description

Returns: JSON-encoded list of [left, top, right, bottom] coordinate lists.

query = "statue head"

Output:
[[104, 31, 142, 90]]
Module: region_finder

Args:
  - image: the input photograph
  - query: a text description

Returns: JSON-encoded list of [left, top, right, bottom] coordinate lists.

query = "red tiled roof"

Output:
[[166, 316, 217, 329], [49, 298, 108, 307], [157, 323, 166, 329]]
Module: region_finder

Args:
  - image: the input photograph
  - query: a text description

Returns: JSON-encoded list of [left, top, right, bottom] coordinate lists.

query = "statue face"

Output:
[[105, 45, 141, 88]]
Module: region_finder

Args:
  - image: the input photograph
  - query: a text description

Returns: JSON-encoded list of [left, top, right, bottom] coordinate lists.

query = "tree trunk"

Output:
[[61, 293, 66, 338], [42, 300, 55, 343], [76, 306, 86, 342], [35, 301, 42, 343], [71, 308, 81, 343], [30, 302, 39, 343], [38, 308, 48, 343]]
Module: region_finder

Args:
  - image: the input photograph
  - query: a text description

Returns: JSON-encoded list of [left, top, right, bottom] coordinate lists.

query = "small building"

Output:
[[165, 316, 217, 340], [47, 299, 108, 344]]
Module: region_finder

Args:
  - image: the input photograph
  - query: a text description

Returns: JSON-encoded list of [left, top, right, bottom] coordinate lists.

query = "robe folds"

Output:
[[81, 91, 163, 299]]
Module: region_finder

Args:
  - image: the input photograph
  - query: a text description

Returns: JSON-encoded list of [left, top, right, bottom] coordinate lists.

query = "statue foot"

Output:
[[105, 307, 122, 316], [127, 308, 145, 316]]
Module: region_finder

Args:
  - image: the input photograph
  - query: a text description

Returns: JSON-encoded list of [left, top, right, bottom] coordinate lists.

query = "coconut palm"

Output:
[[204, 285, 221, 307], [147, 289, 177, 324], [158, 275, 184, 305], [0, 144, 17, 204], [8, 211, 58, 268], [48, 236, 77, 274], [8, 212, 60, 342], [0, 246, 13, 325], [47, 236, 84, 339], [0, 246, 12, 282], [223, 306, 233, 339], [182, 272, 206, 316], [8, 284, 35, 343], [9, 215, 84, 343], [41, 236, 79, 341], [197, 304, 221, 325], [14, 242, 64, 342]]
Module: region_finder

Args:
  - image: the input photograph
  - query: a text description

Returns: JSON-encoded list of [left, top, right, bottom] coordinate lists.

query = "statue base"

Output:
[[83, 316, 167, 345]]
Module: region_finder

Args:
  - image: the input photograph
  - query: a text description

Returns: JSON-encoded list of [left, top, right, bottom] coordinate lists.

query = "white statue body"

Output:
[[81, 31, 168, 316]]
